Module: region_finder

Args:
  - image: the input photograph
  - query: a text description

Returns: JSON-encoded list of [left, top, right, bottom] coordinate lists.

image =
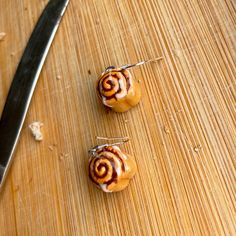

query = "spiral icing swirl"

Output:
[[97, 69, 133, 107], [89, 146, 127, 192]]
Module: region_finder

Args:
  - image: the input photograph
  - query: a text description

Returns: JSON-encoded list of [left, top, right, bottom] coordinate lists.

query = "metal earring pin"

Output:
[[88, 136, 137, 193], [105, 56, 163, 72], [88, 136, 129, 155]]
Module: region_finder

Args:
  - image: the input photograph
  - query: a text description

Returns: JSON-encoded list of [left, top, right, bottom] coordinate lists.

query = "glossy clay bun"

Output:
[[97, 69, 141, 112], [89, 145, 137, 192]]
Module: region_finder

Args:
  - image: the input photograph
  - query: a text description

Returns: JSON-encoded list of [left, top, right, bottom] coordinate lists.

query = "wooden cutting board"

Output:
[[0, 0, 235, 235]]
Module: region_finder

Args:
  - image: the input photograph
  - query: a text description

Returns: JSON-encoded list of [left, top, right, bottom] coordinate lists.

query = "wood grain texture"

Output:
[[0, 0, 235, 235]]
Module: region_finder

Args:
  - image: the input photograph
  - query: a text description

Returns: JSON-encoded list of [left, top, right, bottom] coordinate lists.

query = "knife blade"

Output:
[[0, 0, 70, 190]]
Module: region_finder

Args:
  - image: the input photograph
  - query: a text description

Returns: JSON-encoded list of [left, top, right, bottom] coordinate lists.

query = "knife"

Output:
[[0, 0, 70, 190]]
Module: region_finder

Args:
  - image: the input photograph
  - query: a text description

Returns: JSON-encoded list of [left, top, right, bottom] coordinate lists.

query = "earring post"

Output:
[[120, 56, 163, 70], [89, 137, 129, 155], [104, 56, 163, 73], [96, 136, 129, 142]]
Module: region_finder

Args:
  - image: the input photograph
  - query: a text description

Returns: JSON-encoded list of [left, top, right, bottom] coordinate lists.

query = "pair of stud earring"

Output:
[[89, 57, 163, 193]]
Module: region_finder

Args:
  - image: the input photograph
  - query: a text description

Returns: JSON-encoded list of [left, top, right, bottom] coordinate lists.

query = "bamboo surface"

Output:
[[0, 0, 235, 235]]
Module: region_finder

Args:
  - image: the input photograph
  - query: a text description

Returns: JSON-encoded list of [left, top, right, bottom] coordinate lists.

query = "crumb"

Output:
[[10, 52, 15, 57], [0, 32, 6, 41], [48, 145, 54, 151], [49, 144, 57, 151], [95, 19, 100, 25], [14, 185, 20, 192], [137, 79, 141, 83], [29, 122, 43, 141], [24, 7, 28, 10], [164, 126, 170, 134], [88, 69, 91, 75], [172, 49, 182, 58], [56, 75, 62, 80], [176, 109, 183, 113], [124, 119, 129, 123], [193, 145, 202, 153], [59, 153, 69, 161]]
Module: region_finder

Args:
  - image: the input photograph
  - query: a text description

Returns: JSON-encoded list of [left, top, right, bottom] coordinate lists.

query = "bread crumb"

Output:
[[172, 49, 182, 58], [56, 75, 62, 80], [124, 119, 129, 123], [164, 126, 170, 134], [0, 32, 6, 41], [59, 153, 69, 161], [176, 109, 183, 113], [29, 122, 43, 141], [48, 144, 57, 151], [48, 145, 54, 151], [193, 145, 202, 153], [14, 185, 20, 192], [138, 79, 141, 83], [88, 69, 91, 75]]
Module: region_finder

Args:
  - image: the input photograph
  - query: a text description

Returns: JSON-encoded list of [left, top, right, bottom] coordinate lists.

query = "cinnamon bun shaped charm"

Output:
[[96, 68, 141, 112], [96, 57, 163, 112], [88, 144, 137, 192]]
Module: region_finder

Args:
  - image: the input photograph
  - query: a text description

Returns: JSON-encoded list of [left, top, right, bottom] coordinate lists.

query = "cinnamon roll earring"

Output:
[[88, 137, 137, 192], [96, 57, 163, 112]]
